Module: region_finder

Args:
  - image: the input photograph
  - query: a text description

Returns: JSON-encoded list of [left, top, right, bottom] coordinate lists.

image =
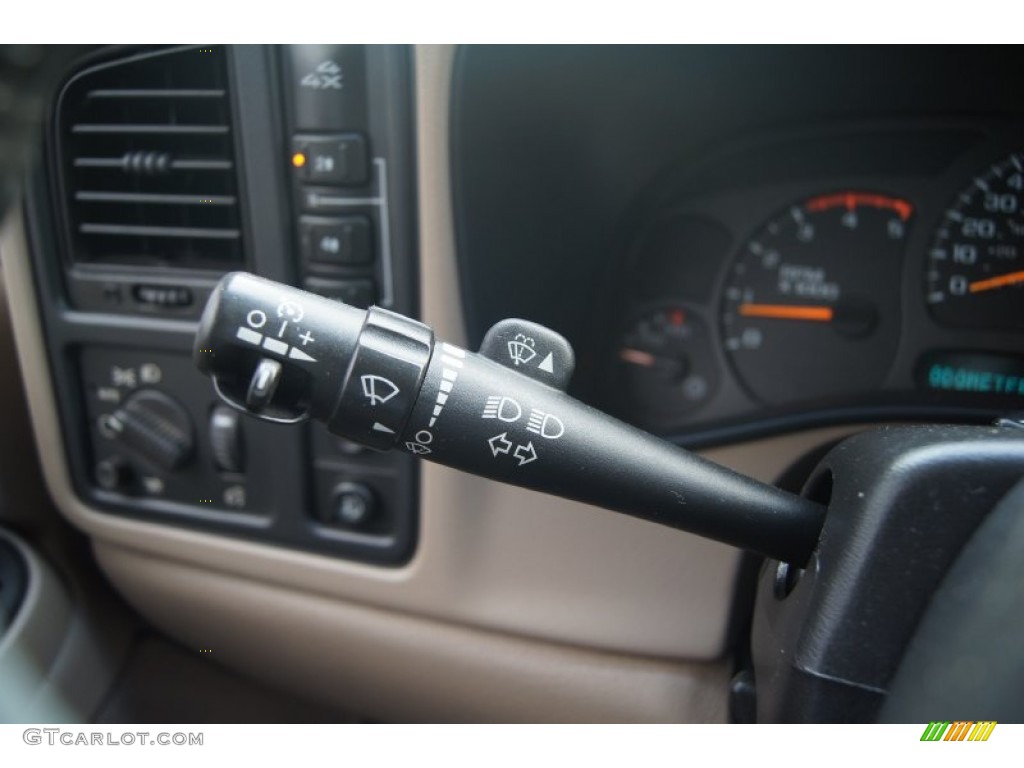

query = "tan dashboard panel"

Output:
[[95, 541, 730, 723], [1, 45, 866, 722]]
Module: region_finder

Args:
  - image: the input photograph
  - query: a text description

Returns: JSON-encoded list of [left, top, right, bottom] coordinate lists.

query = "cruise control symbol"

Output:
[[276, 297, 305, 322], [361, 375, 400, 406]]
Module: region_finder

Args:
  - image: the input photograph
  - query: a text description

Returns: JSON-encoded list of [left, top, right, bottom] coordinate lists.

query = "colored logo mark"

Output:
[[920, 721, 997, 742]]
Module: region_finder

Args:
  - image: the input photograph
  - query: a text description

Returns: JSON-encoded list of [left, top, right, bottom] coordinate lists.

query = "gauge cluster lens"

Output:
[[615, 305, 718, 426], [926, 151, 1024, 331], [721, 193, 910, 405]]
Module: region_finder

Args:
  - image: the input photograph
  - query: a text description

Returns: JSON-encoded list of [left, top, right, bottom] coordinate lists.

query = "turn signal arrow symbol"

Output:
[[514, 442, 538, 466], [488, 432, 513, 457]]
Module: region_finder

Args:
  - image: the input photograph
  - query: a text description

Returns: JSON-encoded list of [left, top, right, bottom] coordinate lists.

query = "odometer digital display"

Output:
[[721, 192, 911, 406], [918, 351, 1024, 400]]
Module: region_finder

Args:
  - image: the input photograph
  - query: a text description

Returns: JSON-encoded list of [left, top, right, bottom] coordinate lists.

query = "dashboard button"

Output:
[[331, 482, 376, 526], [283, 45, 367, 131], [105, 389, 195, 472], [96, 456, 133, 492], [479, 318, 576, 391], [292, 134, 368, 186], [300, 215, 372, 266], [209, 405, 245, 473]]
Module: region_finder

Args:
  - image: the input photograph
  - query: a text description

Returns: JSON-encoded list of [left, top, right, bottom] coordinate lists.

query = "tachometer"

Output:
[[721, 192, 911, 405], [925, 151, 1024, 331]]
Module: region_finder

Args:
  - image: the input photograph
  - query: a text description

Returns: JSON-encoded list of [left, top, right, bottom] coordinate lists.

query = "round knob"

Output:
[[95, 456, 133, 491], [104, 389, 195, 471], [331, 483, 376, 527]]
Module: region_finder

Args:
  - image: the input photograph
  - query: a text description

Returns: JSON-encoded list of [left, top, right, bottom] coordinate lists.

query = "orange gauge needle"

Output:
[[969, 270, 1024, 294], [738, 303, 834, 322], [619, 348, 657, 367]]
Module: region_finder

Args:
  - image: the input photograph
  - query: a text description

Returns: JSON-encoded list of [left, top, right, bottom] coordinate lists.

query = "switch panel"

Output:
[[30, 45, 419, 566], [282, 46, 400, 311], [77, 345, 416, 562], [80, 348, 259, 514]]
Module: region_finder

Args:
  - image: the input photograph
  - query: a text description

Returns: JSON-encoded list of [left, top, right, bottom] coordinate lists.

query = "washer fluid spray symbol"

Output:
[[507, 334, 537, 367]]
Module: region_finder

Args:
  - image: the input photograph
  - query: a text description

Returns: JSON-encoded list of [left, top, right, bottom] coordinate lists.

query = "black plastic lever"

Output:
[[194, 272, 825, 564]]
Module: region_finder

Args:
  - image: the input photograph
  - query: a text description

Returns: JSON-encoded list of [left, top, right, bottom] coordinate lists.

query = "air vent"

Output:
[[55, 46, 244, 269]]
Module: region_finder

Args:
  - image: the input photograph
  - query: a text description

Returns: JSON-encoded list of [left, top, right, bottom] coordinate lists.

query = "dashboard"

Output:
[[606, 125, 1024, 441], [452, 46, 1024, 445], [2, 44, 1023, 724]]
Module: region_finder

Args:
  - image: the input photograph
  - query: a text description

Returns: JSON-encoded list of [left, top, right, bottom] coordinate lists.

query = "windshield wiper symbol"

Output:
[[507, 334, 537, 367], [361, 375, 400, 405]]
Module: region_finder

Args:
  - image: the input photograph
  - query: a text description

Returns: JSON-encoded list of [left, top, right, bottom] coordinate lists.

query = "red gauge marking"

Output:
[[805, 192, 913, 222], [669, 308, 686, 326], [738, 303, 834, 322]]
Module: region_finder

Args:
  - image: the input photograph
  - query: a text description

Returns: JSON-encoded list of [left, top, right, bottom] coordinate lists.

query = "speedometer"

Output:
[[926, 151, 1024, 331], [721, 192, 910, 406]]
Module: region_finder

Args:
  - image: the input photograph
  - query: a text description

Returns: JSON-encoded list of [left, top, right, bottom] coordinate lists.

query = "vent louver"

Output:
[[55, 46, 244, 269]]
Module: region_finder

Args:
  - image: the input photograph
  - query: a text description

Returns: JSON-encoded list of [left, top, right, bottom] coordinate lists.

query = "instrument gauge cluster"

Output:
[[605, 125, 1024, 443]]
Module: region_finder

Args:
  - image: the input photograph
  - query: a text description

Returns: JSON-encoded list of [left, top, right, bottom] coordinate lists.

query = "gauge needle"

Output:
[[619, 348, 657, 367], [738, 303, 834, 322], [969, 269, 1024, 294], [619, 348, 688, 380]]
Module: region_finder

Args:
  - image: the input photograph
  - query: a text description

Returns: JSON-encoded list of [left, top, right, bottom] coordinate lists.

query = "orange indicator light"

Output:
[[291, 152, 307, 168]]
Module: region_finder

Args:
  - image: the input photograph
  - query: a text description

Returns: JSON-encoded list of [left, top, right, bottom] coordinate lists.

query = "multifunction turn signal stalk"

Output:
[[195, 273, 826, 564]]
